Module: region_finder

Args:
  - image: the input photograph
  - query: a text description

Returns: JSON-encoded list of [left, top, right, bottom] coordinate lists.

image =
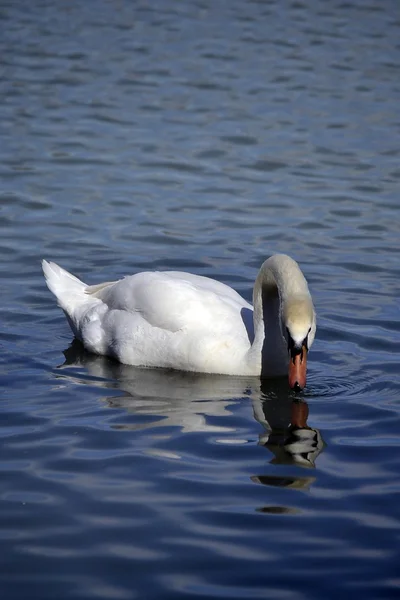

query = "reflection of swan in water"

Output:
[[60, 340, 256, 434], [59, 341, 324, 468], [253, 381, 325, 469]]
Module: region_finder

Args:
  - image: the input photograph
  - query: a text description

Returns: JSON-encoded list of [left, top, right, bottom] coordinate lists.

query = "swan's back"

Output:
[[90, 270, 251, 335]]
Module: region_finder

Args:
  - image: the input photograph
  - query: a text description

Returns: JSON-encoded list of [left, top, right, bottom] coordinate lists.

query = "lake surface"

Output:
[[1, 0, 400, 598]]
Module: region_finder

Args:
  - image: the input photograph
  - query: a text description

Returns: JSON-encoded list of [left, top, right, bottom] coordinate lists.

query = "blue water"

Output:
[[1, 1, 400, 598]]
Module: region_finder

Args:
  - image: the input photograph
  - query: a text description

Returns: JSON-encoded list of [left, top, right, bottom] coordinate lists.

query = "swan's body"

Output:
[[42, 254, 316, 389]]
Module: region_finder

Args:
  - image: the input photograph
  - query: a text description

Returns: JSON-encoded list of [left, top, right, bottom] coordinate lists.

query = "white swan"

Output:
[[42, 254, 316, 390]]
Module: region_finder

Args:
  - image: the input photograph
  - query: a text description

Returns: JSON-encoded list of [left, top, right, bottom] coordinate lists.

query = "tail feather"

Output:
[[42, 260, 87, 314]]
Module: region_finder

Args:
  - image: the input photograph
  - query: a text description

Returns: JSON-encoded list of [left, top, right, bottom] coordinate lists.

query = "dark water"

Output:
[[1, 0, 400, 598]]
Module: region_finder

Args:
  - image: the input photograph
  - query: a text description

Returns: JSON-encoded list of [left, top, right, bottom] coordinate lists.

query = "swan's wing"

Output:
[[89, 271, 252, 337]]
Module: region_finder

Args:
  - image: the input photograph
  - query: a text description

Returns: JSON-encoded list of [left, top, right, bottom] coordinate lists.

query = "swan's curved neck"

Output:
[[247, 255, 311, 375]]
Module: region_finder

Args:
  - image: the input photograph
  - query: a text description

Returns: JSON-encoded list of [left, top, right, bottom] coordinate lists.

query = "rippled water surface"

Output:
[[1, 1, 400, 598]]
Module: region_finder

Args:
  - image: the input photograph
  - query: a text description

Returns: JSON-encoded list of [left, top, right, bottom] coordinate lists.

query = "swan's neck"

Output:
[[247, 255, 311, 375]]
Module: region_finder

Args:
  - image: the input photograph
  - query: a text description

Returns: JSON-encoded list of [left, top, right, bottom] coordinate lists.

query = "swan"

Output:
[[42, 254, 316, 390]]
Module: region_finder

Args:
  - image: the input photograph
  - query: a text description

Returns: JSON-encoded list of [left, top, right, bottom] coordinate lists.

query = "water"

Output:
[[1, 0, 400, 598]]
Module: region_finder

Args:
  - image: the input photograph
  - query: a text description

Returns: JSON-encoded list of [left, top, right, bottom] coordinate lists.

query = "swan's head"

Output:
[[282, 296, 316, 391]]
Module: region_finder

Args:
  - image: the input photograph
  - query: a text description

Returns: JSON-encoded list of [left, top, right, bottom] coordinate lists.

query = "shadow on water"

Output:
[[60, 340, 324, 471]]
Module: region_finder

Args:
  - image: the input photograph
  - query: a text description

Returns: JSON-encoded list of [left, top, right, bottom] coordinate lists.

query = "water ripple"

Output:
[[1, 0, 400, 598]]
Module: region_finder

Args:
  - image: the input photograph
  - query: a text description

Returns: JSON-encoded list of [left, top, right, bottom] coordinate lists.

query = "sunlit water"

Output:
[[1, 1, 400, 598]]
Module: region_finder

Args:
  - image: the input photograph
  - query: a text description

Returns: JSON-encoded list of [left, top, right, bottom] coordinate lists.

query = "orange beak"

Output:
[[288, 346, 307, 391]]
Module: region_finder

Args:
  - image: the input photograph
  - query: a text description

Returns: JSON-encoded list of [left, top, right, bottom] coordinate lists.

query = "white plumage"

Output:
[[42, 254, 316, 383]]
